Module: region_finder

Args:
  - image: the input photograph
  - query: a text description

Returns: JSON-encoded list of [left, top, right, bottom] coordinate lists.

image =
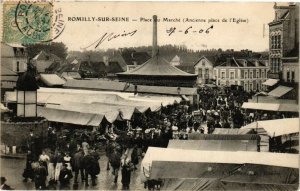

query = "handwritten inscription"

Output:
[[166, 25, 214, 36], [82, 30, 137, 49]]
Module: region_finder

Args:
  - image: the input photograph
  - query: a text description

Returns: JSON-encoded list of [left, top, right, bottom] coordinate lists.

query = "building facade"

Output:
[[1, 43, 28, 74], [214, 58, 269, 92], [268, 3, 299, 79], [194, 56, 215, 84], [282, 57, 299, 83], [32, 51, 62, 73]]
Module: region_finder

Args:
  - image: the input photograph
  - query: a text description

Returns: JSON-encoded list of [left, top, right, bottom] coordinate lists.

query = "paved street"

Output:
[[0, 154, 145, 190]]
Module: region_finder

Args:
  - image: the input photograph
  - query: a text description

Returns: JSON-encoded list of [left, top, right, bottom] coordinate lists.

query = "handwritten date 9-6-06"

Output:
[[166, 25, 214, 36]]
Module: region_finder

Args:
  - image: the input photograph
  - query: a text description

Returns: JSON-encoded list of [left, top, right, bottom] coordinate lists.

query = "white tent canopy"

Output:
[[45, 103, 122, 123], [242, 102, 279, 111], [141, 147, 298, 181], [262, 79, 279, 86], [5, 88, 179, 109], [242, 102, 299, 112], [38, 106, 104, 126], [241, 118, 299, 137]]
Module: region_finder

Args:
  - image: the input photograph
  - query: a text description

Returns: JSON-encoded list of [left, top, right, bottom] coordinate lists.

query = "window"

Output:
[[16, 61, 20, 72], [287, 71, 290, 82], [291, 71, 295, 82], [205, 69, 209, 79], [202, 61, 205, 67], [261, 71, 264, 78], [198, 68, 202, 78], [278, 35, 281, 49], [249, 83, 253, 91], [245, 71, 248, 79], [273, 58, 281, 73], [249, 72, 253, 79], [256, 71, 259, 78], [230, 72, 234, 79], [221, 72, 225, 79]]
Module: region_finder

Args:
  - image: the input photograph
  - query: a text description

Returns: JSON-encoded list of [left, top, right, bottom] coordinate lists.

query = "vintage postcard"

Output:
[[0, 1, 299, 190]]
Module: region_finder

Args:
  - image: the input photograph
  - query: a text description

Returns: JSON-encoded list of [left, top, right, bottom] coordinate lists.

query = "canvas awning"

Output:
[[242, 102, 298, 112], [168, 139, 259, 151], [241, 118, 299, 137], [212, 128, 253, 135], [37, 106, 104, 126], [151, 161, 298, 184], [242, 102, 279, 111], [40, 74, 65, 86], [4, 88, 164, 111], [141, 147, 298, 181], [268, 85, 293, 98], [262, 79, 279, 86], [45, 103, 121, 123], [160, 177, 298, 191], [187, 134, 260, 141], [278, 104, 299, 112]]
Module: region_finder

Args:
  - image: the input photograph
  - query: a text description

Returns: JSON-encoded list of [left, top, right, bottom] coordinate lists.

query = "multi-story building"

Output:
[[1, 43, 28, 100], [214, 57, 269, 92], [194, 56, 215, 84], [32, 50, 62, 73], [268, 3, 299, 79], [1, 42, 28, 74]]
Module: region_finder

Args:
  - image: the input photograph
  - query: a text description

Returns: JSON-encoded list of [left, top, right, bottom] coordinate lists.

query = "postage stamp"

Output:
[[2, 0, 65, 44]]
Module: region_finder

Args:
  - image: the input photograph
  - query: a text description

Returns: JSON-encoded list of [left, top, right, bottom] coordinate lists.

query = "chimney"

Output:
[[152, 15, 158, 57]]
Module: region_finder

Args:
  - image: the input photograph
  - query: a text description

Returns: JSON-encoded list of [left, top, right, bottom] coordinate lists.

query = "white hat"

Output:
[[145, 129, 151, 134], [172, 126, 178, 131]]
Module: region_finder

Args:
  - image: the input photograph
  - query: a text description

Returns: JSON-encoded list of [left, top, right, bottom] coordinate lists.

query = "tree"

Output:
[[25, 42, 68, 60]]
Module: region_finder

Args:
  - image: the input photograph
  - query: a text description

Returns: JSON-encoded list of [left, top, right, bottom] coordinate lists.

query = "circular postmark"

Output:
[[15, 0, 65, 43]]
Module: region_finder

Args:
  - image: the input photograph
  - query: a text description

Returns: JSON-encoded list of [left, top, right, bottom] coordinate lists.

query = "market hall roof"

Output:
[[117, 55, 197, 77]]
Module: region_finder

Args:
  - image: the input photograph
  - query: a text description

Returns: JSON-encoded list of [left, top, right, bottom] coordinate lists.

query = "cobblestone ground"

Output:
[[0, 154, 145, 190]]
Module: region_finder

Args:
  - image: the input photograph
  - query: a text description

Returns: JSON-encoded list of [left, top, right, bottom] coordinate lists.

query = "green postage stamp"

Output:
[[3, 1, 54, 44]]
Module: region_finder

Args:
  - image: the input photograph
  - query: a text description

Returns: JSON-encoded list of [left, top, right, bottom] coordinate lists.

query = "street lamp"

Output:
[[16, 64, 39, 119]]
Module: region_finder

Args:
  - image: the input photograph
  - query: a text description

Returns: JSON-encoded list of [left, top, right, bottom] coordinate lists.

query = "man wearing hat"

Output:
[[0, 177, 13, 190], [34, 161, 47, 190], [59, 163, 73, 189]]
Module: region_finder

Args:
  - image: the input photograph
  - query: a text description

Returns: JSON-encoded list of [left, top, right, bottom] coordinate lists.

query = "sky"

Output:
[[53, 2, 276, 52]]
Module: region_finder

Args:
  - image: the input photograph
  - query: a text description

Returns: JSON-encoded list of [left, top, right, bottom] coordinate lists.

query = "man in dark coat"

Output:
[[23, 150, 34, 182], [121, 160, 134, 190], [83, 152, 100, 186], [59, 163, 73, 189], [71, 150, 85, 183], [131, 146, 139, 170], [34, 161, 48, 190], [109, 150, 121, 183]]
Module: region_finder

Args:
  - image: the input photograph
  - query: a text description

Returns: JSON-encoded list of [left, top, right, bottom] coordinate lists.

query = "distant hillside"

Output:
[[68, 44, 230, 63]]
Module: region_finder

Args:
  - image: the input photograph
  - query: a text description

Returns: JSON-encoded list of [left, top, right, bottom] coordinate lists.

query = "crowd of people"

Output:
[[10, 85, 297, 190]]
